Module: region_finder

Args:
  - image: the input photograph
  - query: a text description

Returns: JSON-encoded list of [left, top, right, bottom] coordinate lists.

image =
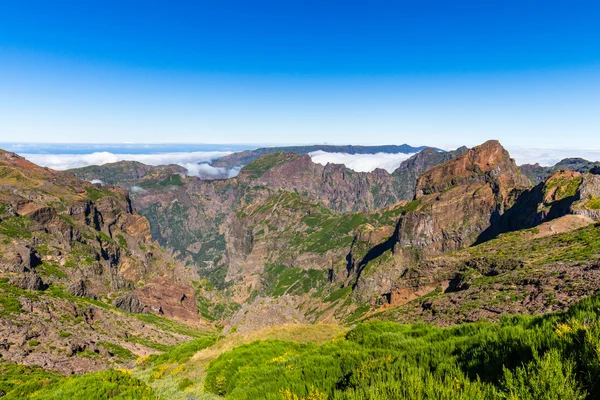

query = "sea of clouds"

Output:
[[20, 151, 239, 178], [505, 147, 600, 167], [308, 150, 417, 173], [309, 147, 600, 172], [15, 146, 600, 180]]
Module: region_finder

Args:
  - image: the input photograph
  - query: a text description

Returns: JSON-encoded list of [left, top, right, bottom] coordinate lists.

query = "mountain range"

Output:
[[1, 140, 600, 398]]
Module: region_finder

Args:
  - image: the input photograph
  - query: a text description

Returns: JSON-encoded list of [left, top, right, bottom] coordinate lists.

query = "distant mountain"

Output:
[[69, 160, 187, 187], [520, 157, 600, 184], [212, 144, 439, 169]]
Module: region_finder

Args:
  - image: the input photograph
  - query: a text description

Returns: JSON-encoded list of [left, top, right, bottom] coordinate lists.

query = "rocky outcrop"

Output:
[[9, 272, 46, 291], [397, 141, 531, 256], [135, 277, 199, 324], [67, 279, 95, 298], [391, 146, 469, 200], [0, 245, 42, 273], [572, 173, 600, 220], [113, 293, 147, 314], [352, 141, 533, 304]]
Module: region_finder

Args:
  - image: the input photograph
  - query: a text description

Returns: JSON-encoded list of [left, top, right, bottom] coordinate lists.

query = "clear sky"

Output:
[[1, 0, 599, 148]]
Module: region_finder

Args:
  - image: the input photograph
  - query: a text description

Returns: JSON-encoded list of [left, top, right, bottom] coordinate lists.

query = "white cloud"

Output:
[[130, 186, 146, 193], [19, 151, 234, 177], [181, 163, 242, 178], [308, 151, 416, 173], [506, 147, 600, 166]]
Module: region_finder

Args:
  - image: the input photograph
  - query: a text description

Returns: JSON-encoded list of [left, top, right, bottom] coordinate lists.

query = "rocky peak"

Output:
[[416, 140, 530, 198]]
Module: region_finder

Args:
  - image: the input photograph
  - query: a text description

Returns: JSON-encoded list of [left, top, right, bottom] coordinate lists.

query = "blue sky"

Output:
[[1, 1, 599, 147]]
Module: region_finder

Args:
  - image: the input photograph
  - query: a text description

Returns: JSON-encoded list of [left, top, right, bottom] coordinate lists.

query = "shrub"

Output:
[[203, 293, 600, 400]]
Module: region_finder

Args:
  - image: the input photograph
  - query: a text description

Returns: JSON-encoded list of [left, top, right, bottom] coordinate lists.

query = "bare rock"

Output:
[[113, 293, 146, 314], [9, 272, 46, 291], [67, 279, 95, 299], [0, 245, 42, 273]]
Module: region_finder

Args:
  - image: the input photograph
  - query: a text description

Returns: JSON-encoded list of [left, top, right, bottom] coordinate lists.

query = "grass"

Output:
[[203, 293, 600, 399], [241, 152, 299, 179], [544, 174, 583, 202], [139, 174, 184, 189], [0, 364, 156, 399], [262, 264, 327, 297], [466, 222, 600, 264], [0, 215, 32, 239], [324, 286, 352, 303], [84, 186, 115, 202], [99, 342, 137, 361], [0, 278, 30, 317], [586, 195, 600, 210], [131, 324, 346, 400]]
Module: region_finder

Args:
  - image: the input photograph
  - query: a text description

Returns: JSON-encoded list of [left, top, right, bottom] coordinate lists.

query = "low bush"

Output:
[[204, 293, 600, 399]]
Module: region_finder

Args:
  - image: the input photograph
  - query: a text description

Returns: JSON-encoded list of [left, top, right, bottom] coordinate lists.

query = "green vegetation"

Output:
[[404, 199, 421, 212], [263, 264, 327, 297], [204, 293, 600, 399], [544, 174, 582, 202], [0, 278, 27, 317], [99, 342, 136, 361], [139, 173, 184, 189], [37, 261, 68, 279], [467, 222, 600, 264], [139, 201, 227, 280], [0, 363, 155, 399], [241, 152, 299, 179], [115, 233, 128, 249], [586, 195, 600, 210], [324, 286, 352, 303], [133, 312, 211, 339], [0, 215, 32, 239], [144, 337, 216, 366], [297, 212, 368, 254], [85, 186, 115, 201]]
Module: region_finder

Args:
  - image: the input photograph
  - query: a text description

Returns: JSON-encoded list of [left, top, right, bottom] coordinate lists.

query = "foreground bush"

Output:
[[204, 294, 600, 399], [0, 365, 155, 399]]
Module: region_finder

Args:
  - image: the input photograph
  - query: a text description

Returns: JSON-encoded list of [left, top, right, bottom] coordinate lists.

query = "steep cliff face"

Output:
[[353, 149, 600, 309], [391, 146, 469, 200], [239, 152, 409, 212], [351, 141, 533, 304], [0, 150, 211, 373], [397, 140, 531, 256]]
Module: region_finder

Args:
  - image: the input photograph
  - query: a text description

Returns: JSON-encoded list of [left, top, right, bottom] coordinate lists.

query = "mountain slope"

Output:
[[0, 150, 212, 373], [520, 157, 600, 184]]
